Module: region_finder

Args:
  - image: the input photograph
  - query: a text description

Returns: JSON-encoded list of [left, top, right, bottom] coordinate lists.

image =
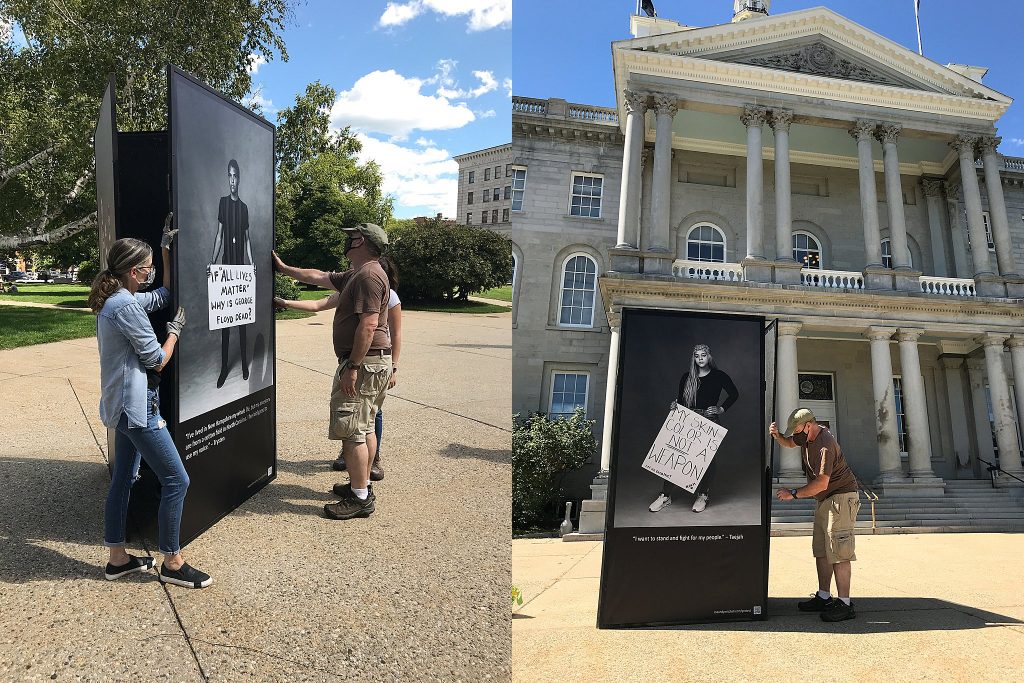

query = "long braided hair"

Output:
[[681, 343, 717, 409], [87, 238, 152, 313]]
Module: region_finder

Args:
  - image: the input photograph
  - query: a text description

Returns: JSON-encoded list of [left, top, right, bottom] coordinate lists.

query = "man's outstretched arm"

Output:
[[273, 250, 333, 289]]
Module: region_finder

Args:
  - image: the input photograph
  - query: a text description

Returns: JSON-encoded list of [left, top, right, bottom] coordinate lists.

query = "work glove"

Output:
[[166, 306, 186, 337], [161, 212, 178, 249]]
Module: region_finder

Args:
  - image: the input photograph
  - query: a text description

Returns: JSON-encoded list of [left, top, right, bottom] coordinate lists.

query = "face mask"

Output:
[[792, 432, 808, 446], [344, 234, 364, 256], [138, 266, 156, 290]]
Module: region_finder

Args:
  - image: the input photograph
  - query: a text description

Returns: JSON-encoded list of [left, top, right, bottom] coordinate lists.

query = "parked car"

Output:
[[8, 271, 28, 281]]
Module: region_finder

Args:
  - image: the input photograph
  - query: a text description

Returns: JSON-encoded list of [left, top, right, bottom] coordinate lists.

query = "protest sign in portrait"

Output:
[[642, 405, 728, 493]]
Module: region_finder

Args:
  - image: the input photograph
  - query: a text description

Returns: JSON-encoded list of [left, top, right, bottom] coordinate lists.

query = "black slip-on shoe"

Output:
[[797, 593, 835, 612], [104, 555, 155, 581], [159, 562, 214, 589], [324, 493, 375, 519], [820, 600, 856, 622]]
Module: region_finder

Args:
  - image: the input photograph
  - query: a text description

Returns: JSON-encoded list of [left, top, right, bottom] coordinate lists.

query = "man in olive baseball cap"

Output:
[[342, 223, 389, 254], [782, 407, 816, 438]]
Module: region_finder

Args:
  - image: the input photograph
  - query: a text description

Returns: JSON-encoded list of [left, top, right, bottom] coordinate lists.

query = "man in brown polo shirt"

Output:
[[770, 408, 861, 622], [273, 223, 392, 520]]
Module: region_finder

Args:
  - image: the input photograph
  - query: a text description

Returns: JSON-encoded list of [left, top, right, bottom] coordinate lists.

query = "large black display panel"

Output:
[[597, 308, 769, 628], [168, 66, 277, 545]]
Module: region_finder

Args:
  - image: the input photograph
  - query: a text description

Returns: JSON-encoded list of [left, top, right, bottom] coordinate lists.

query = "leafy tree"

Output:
[[388, 218, 513, 301], [0, 0, 296, 250]]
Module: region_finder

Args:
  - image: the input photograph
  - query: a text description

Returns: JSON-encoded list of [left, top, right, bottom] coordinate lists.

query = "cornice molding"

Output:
[[514, 120, 625, 144]]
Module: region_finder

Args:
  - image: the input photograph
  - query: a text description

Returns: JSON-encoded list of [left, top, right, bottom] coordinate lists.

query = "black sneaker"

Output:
[[797, 593, 835, 612], [821, 600, 856, 622], [332, 482, 374, 498], [370, 455, 384, 481], [331, 457, 347, 472], [159, 562, 214, 589], [104, 555, 155, 581], [324, 493, 375, 519]]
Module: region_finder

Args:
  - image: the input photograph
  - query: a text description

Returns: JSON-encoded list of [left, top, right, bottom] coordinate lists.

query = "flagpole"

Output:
[[914, 0, 923, 55], [636, 0, 641, 16]]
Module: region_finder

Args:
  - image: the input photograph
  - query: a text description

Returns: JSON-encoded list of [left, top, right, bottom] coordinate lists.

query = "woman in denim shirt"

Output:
[[89, 231, 212, 588]]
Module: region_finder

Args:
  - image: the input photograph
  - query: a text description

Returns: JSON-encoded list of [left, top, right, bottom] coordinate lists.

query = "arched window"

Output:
[[558, 254, 597, 327], [793, 231, 822, 270], [686, 224, 726, 263], [880, 239, 913, 269]]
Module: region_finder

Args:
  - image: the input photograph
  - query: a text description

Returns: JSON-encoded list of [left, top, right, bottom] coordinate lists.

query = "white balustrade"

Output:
[[672, 260, 744, 282], [511, 97, 548, 115], [920, 276, 977, 297], [801, 269, 865, 289], [568, 105, 618, 123]]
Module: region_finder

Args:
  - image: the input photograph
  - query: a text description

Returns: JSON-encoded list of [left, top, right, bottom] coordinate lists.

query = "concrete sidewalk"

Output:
[[0, 307, 511, 681], [512, 536, 1024, 682]]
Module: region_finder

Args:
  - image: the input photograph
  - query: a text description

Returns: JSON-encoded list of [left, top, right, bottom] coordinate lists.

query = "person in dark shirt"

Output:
[[649, 343, 739, 514], [211, 159, 253, 388]]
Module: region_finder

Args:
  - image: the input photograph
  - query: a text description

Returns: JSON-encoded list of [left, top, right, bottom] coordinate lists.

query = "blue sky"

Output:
[[246, 0, 510, 218], [514, 0, 1024, 155]]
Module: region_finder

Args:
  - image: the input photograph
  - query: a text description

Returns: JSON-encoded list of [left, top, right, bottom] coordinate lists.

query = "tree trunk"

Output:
[[0, 212, 97, 250]]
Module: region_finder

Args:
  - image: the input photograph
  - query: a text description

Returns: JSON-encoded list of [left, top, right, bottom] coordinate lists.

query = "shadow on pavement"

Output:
[[439, 443, 511, 464]]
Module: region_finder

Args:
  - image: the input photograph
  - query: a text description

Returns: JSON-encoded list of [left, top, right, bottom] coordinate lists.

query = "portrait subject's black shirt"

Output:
[[676, 368, 739, 412], [218, 195, 250, 265]]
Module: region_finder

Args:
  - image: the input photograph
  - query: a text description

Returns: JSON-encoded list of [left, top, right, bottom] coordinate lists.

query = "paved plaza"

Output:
[[0, 306, 511, 681]]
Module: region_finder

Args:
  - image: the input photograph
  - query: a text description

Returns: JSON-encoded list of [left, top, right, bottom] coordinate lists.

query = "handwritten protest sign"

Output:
[[642, 405, 728, 493], [208, 265, 255, 330]]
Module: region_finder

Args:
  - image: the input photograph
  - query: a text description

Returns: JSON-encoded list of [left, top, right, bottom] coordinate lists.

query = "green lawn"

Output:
[[477, 285, 512, 302], [275, 309, 315, 320], [404, 300, 511, 314], [0, 283, 90, 308], [297, 287, 332, 301], [0, 305, 97, 349]]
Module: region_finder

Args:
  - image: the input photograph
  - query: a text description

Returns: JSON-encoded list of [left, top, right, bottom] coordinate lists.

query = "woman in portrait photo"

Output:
[[648, 343, 739, 514]]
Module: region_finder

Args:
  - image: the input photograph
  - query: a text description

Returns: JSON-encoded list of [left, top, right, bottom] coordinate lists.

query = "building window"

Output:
[[468, 171, 475, 184], [881, 239, 913, 269], [467, 191, 474, 205], [511, 167, 527, 211], [502, 208, 509, 222], [505, 163, 512, 177], [793, 232, 822, 269], [483, 188, 489, 202], [550, 372, 589, 418], [481, 211, 488, 224], [492, 209, 498, 224], [685, 224, 726, 262], [504, 185, 511, 200], [559, 254, 597, 327], [495, 165, 501, 178], [893, 377, 908, 456], [493, 187, 500, 202], [484, 167, 491, 181], [569, 173, 603, 218], [466, 213, 472, 225]]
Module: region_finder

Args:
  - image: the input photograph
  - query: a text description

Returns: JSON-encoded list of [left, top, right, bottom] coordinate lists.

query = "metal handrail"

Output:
[[978, 458, 1024, 487]]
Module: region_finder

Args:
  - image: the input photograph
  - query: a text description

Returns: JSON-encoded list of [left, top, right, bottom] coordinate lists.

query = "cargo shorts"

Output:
[[812, 491, 860, 564], [328, 355, 391, 443]]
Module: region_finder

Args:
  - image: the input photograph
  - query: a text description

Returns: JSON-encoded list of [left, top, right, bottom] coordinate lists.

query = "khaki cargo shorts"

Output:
[[328, 355, 391, 443], [812, 491, 860, 564]]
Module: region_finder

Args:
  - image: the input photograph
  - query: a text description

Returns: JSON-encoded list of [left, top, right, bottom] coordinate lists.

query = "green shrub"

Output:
[[512, 408, 597, 531], [388, 222, 512, 302], [77, 259, 100, 285], [274, 273, 301, 301]]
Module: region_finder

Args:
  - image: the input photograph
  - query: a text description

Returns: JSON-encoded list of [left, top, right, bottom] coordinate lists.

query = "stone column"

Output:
[[877, 123, 919, 291], [613, 90, 647, 259], [896, 329, 936, 479], [951, 134, 1003, 296], [921, 179, 948, 277], [850, 119, 886, 287], [579, 319, 623, 534], [639, 147, 653, 251], [865, 326, 904, 481], [650, 94, 677, 253], [776, 321, 803, 479], [740, 105, 771, 282], [771, 110, 801, 284], [979, 333, 1024, 475], [979, 136, 1024, 296], [966, 358, 998, 476], [940, 357, 974, 472], [1008, 338, 1024, 473]]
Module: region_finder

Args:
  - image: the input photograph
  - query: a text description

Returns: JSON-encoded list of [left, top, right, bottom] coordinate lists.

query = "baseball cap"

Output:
[[343, 223, 389, 253], [782, 407, 816, 438]]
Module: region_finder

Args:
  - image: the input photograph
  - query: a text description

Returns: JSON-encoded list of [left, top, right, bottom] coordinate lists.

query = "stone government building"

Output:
[[506, 3, 1024, 532]]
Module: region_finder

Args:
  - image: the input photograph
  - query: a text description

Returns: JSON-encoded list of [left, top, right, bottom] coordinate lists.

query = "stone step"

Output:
[[770, 523, 1024, 537], [771, 504, 1024, 513]]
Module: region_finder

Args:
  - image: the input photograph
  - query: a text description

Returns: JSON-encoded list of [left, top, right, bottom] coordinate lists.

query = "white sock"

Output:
[[352, 487, 369, 500], [838, 597, 851, 606], [817, 590, 831, 600]]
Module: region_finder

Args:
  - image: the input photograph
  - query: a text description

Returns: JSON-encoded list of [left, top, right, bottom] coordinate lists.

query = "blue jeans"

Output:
[[374, 408, 383, 458], [103, 388, 190, 555]]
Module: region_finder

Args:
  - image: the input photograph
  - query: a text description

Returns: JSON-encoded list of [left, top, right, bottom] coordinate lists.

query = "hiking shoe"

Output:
[[331, 456, 347, 472], [648, 494, 671, 512], [370, 455, 384, 481], [159, 562, 214, 589], [692, 493, 708, 513], [821, 600, 856, 622], [324, 493, 375, 519], [332, 482, 374, 498], [104, 555, 155, 581], [797, 593, 835, 612]]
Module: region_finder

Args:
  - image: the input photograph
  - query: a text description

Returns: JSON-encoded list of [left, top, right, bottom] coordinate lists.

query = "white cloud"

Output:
[[330, 69, 475, 137], [246, 54, 266, 75], [429, 61, 498, 100], [503, 78, 512, 97], [415, 137, 437, 147], [378, 0, 511, 31], [244, 86, 275, 116], [476, 109, 496, 118], [1008, 137, 1024, 147], [357, 133, 459, 217]]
